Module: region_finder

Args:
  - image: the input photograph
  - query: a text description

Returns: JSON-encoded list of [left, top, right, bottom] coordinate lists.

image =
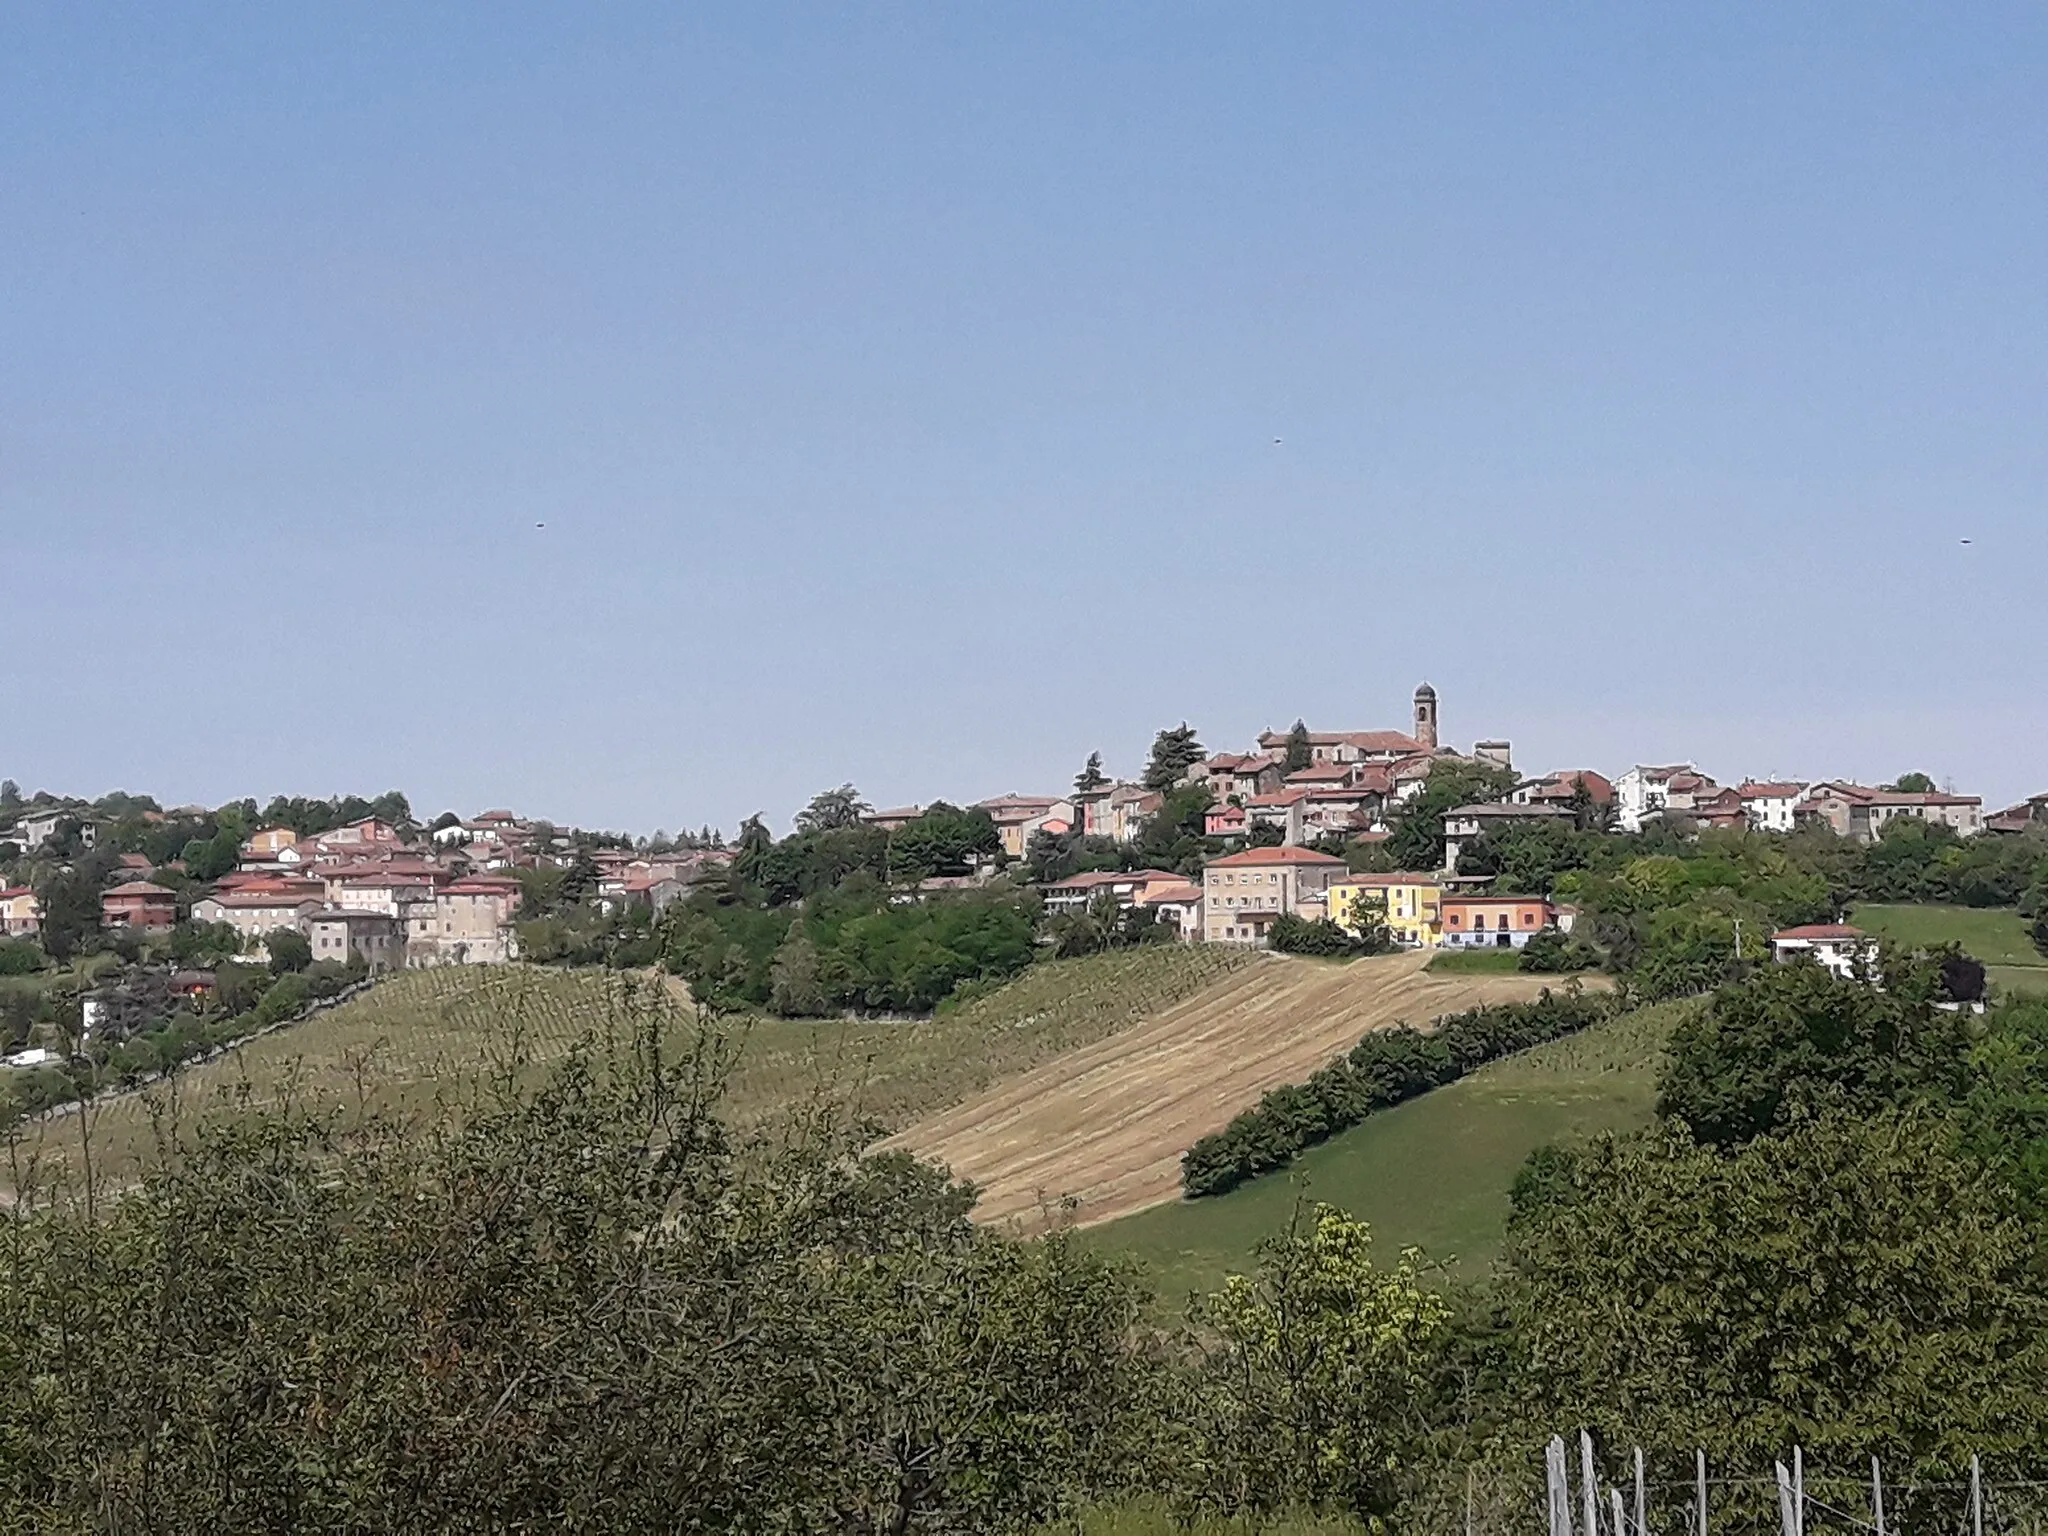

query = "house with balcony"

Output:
[[1040, 868, 1187, 917], [101, 881, 178, 932], [1439, 893, 1558, 949]]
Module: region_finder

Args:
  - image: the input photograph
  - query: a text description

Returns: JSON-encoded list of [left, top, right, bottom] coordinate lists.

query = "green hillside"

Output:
[[1850, 903, 2048, 996], [1087, 1000, 1692, 1300]]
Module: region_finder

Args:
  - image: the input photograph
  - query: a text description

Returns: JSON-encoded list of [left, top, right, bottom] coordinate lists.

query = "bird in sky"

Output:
[[536, 522, 547, 529], [1961, 538, 1972, 545]]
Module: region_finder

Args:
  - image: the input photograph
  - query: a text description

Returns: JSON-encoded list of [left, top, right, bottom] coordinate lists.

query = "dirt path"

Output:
[[879, 952, 1592, 1232]]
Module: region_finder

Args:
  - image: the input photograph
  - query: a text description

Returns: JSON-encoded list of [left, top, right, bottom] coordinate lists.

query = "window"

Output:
[[1497, 914, 1510, 931]]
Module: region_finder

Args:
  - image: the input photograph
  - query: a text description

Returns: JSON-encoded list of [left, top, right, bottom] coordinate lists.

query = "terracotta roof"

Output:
[[202, 891, 321, 910], [1137, 882, 1203, 905], [1284, 764, 1358, 784], [1335, 872, 1444, 887], [1739, 781, 1808, 799], [1260, 729, 1427, 754], [103, 881, 175, 897], [1772, 924, 1868, 941], [1247, 788, 1312, 807], [1442, 893, 1553, 908], [1205, 847, 1348, 869]]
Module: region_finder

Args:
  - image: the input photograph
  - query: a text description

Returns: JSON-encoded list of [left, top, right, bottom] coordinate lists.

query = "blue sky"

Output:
[[4, 4, 2043, 832]]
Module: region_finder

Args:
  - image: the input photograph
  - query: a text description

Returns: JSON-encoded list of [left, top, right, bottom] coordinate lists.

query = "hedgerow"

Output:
[[1179, 985, 1615, 1197]]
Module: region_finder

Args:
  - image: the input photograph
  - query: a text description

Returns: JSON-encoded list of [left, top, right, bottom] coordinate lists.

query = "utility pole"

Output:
[[1697, 1450, 1708, 1536], [1871, 1455, 1885, 1536]]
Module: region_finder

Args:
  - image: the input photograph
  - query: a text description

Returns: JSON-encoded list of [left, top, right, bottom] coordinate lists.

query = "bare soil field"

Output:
[[879, 951, 1596, 1232]]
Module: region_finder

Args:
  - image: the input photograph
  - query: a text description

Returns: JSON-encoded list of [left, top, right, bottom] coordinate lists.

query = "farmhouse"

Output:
[[1771, 923, 1876, 979]]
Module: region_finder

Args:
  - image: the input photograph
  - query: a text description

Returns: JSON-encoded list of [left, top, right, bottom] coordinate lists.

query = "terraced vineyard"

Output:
[[9, 945, 1259, 1194]]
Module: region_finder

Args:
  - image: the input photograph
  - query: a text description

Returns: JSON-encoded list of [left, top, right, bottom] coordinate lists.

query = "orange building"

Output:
[[1439, 893, 1556, 949]]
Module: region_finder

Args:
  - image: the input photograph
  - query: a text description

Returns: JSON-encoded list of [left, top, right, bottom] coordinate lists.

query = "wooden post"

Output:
[[1871, 1455, 1884, 1536], [1582, 1432, 1600, 1536], [1972, 1454, 1983, 1536], [1793, 1446, 1805, 1536], [1775, 1462, 1797, 1536], [1465, 1464, 1475, 1536], [1548, 1437, 1573, 1536], [1635, 1448, 1646, 1536], [1697, 1450, 1708, 1536]]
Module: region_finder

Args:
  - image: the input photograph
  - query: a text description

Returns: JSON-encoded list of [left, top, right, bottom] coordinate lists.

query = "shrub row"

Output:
[[1179, 985, 1615, 1197]]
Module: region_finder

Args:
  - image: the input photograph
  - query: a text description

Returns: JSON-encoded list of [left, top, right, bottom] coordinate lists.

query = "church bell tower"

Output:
[[1413, 682, 1439, 749]]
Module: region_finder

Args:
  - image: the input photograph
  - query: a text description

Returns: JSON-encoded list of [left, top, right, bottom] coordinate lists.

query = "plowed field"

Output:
[[879, 951, 1594, 1231]]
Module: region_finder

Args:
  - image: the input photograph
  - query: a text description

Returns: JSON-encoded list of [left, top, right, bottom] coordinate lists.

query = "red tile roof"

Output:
[[1772, 924, 1868, 941], [1739, 781, 1808, 799], [1206, 847, 1349, 869], [1246, 787, 1312, 806]]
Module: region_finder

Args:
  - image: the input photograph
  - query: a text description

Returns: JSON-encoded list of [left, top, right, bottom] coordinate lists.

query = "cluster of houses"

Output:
[[942, 684, 2046, 955], [0, 810, 734, 974]]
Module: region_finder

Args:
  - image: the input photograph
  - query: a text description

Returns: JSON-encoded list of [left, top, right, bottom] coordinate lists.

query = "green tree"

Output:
[[0, 1007, 1161, 1532], [1382, 760, 1518, 871], [33, 869, 103, 963], [1188, 1206, 1450, 1520], [1142, 724, 1206, 792], [265, 928, 312, 975], [1657, 952, 1976, 1147], [2033, 913, 2048, 960], [1074, 752, 1108, 796], [794, 784, 871, 834], [1891, 771, 1937, 793], [1501, 1113, 2048, 1482], [1282, 720, 1313, 775], [768, 924, 826, 1015], [0, 779, 20, 813]]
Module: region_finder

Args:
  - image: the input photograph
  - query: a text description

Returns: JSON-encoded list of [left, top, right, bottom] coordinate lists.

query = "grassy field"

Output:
[[883, 954, 1598, 1231], [1849, 902, 2046, 967], [1849, 903, 2048, 997], [9, 946, 1260, 1193], [1423, 948, 1526, 975], [1084, 1000, 1692, 1301]]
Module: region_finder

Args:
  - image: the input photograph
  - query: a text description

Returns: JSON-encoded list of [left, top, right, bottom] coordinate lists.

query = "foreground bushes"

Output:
[[1180, 986, 1613, 1197], [0, 996, 1462, 1532]]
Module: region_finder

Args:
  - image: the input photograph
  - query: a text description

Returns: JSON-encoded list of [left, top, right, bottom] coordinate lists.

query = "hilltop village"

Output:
[[0, 684, 2035, 985], [0, 685, 2040, 1079]]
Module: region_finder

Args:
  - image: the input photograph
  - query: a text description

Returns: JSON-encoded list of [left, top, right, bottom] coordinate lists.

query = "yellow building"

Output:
[[1327, 873, 1446, 949]]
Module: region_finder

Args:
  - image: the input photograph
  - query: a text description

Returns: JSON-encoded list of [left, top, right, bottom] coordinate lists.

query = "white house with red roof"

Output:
[[1737, 781, 1810, 833], [1771, 923, 1877, 980]]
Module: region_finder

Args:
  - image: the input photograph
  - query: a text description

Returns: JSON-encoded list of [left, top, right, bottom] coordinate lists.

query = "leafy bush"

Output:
[[0, 1016, 1163, 1532], [0, 939, 44, 976], [1657, 951, 1976, 1148], [1268, 914, 1383, 957], [1180, 987, 1613, 1196]]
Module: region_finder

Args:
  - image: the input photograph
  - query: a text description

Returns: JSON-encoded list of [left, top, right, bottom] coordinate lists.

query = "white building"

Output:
[[1738, 782, 1810, 834], [1614, 765, 1710, 833], [1770, 923, 1877, 981]]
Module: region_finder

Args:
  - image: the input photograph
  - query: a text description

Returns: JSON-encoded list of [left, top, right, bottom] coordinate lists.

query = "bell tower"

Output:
[[1413, 682, 1439, 749]]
